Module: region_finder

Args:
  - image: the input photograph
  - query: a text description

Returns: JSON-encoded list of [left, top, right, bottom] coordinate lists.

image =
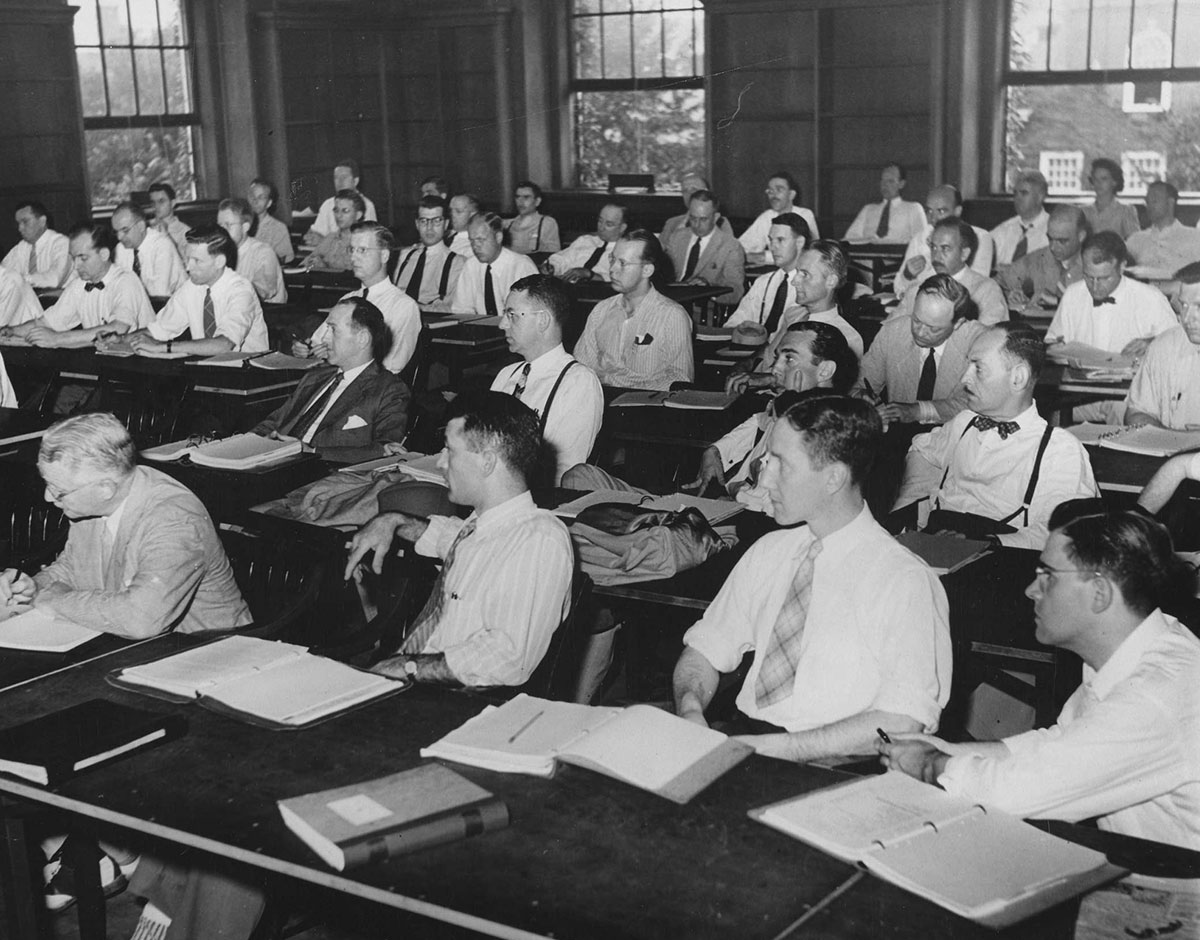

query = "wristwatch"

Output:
[[165, 339, 173, 353], [403, 660, 418, 680]]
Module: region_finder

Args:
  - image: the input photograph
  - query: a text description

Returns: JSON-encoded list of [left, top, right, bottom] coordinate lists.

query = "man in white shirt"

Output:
[[217, 198, 287, 304], [297, 222, 420, 375], [392, 196, 465, 305], [347, 392, 573, 687], [447, 193, 480, 258], [504, 180, 561, 255], [303, 159, 377, 243], [126, 225, 269, 355], [492, 274, 604, 484], [737, 171, 820, 263], [892, 217, 1007, 325], [0, 264, 42, 328], [844, 162, 925, 244], [111, 201, 185, 298], [1124, 261, 1200, 430], [674, 393, 952, 759], [545, 202, 628, 284], [1, 221, 153, 347], [665, 190, 746, 305], [438, 213, 537, 318], [1, 201, 72, 289], [147, 183, 191, 255], [882, 508, 1200, 851], [990, 170, 1050, 269], [247, 178, 294, 264], [724, 212, 811, 332], [1125, 180, 1200, 278], [893, 184, 994, 298]]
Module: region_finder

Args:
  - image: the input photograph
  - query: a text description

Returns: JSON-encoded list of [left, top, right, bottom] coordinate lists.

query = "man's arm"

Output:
[[673, 646, 721, 726], [1139, 452, 1200, 514], [343, 511, 430, 579], [28, 237, 72, 289], [737, 710, 921, 762]]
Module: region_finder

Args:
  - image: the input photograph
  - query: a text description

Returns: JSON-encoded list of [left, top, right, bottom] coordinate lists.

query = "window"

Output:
[[73, 0, 199, 208], [1002, 0, 1200, 195], [569, 0, 705, 191], [1038, 150, 1084, 194]]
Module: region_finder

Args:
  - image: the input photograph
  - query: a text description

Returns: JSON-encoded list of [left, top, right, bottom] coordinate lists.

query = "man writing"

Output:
[[664, 190, 746, 305], [995, 205, 1087, 318], [393, 196, 465, 306], [545, 202, 628, 284], [112, 200, 186, 298]]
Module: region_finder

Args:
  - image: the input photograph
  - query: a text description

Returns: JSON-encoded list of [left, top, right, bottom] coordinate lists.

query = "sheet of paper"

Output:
[[0, 608, 101, 652], [119, 636, 307, 697]]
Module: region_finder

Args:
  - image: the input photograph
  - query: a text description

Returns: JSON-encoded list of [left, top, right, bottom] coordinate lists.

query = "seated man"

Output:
[[254, 298, 409, 464], [882, 508, 1200, 851], [1124, 261, 1200, 429], [303, 189, 365, 272], [447, 193, 480, 258], [126, 224, 269, 355], [893, 184, 994, 299], [2, 200, 72, 289], [723, 212, 811, 333], [297, 222, 420, 375], [863, 274, 985, 427], [346, 392, 573, 687], [493, 274, 604, 484], [393, 196, 465, 306], [573, 230, 694, 390], [303, 159, 377, 244], [0, 412, 250, 636], [995, 205, 1087, 318], [545, 202, 627, 284], [896, 322, 1098, 549], [665, 189, 746, 305], [148, 182, 192, 255], [0, 264, 40, 328], [892, 217, 1007, 326], [439, 212, 538, 317], [737, 171, 820, 262], [112, 200, 186, 298], [504, 180, 561, 255], [2, 221, 153, 347], [217, 198, 287, 304], [843, 162, 925, 244], [989, 170, 1050, 269], [247, 178, 294, 264], [1125, 180, 1200, 278], [659, 173, 732, 247], [420, 175, 448, 199], [673, 393, 952, 760]]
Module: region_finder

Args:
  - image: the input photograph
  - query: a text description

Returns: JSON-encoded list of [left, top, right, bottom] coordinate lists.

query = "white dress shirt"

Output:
[[761, 304, 865, 363], [1125, 326, 1200, 429], [448, 248, 538, 317], [573, 286, 694, 390], [0, 265, 42, 327], [116, 227, 185, 298], [724, 268, 798, 329], [149, 268, 269, 351], [254, 214, 294, 263], [310, 280, 421, 374], [235, 236, 287, 304], [990, 210, 1050, 267], [1125, 220, 1200, 276], [1, 229, 73, 288], [547, 235, 617, 283], [892, 265, 1009, 326], [738, 207, 820, 262], [309, 194, 377, 237], [299, 360, 370, 444], [42, 264, 154, 332], [393, 242, 464, 305], [1046, 277, 1177, 351], [154, 217, 191, 256], [844, 197, 926, 244], [893, 224, 995, 298], [448, 230, 472, 258]]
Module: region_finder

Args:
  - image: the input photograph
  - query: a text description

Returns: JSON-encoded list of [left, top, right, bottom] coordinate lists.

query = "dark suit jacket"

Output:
[[253, 361, 410, 463], [667, 225, 746, 305]]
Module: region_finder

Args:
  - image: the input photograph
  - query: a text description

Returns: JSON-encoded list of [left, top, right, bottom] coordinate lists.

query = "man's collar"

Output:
[[975, 401, 1038, 426], [1085, 609, 1172, 698], [472, 489, 535, 527], [809, 503, 873, 556], [526, 343, 567, 369]]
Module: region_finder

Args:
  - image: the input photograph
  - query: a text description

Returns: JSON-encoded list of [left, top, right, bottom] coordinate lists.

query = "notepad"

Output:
[[610, 389, 739, 410], [141, 433, 302, 468], [0, 608, 102, 652], [1067, 423, 1200, 457], [249, 352, 327, 371], [187, 351, 266, 367]]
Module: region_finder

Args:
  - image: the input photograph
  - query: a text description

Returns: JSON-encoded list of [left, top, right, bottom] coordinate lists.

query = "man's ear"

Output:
[[824, 461, 850, 495], [1090, 576, 1115, 614], [479, 448, 499, 477], [814, 358, 837, 385]]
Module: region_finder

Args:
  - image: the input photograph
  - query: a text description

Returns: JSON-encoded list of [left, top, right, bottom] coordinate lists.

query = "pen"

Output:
[[876, 728, 892, 745], [507, 709, 545, 744]]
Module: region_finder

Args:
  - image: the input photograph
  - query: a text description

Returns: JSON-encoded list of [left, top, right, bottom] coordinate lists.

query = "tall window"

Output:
[[73, 0, 199, 208], [570, 0, 705, 191], [1004, 0, 1200, 196]]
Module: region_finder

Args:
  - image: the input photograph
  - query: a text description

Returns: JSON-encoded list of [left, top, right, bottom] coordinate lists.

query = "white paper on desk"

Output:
[[0, 608, 101, 652], [1075, 875, 1200, 940], [117, 635, 309, 697], [1047, 342, 1135, 371]]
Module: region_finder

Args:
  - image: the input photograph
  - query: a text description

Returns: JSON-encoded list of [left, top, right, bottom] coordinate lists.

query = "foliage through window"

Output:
[[570, 0, 705, 191], [74, 0, 199, 207], [1004, 0, 1200, 196]]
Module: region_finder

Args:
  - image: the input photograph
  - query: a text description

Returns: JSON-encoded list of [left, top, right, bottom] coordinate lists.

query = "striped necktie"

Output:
[[402, 519, 478, 654], [27, 242, 37, 274], [754, 538, 823, 708], [201, 288, 217, 337]]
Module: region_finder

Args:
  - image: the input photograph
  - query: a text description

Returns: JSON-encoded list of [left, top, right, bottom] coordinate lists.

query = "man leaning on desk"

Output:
[[673, 393, 953, 761], [0, 412, 250, 636]]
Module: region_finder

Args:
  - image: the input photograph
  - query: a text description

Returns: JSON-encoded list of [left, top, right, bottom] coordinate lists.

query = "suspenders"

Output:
[[537, 360, 577, 437], [395, 247, 455, 300], [936, 420, 1055, 528]]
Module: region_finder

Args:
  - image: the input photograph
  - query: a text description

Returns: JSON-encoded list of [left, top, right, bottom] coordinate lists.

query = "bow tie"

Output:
[[84, 281, 105, 292], [971, 414, 1020, 439], [1092, 296, 1116, 307]]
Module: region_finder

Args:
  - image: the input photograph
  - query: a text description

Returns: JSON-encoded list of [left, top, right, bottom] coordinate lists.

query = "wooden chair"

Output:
[[0, 501, 67, 571]]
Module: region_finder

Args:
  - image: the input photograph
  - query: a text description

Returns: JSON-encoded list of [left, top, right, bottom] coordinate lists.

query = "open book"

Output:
[[249, 352, 327, 371], [553, 489, 743, 525], [336, 452, 445, 484], [420, 694, 752, 804], [0, 608, 102, 652], [751, 772, 1126, 929], [1047, 342, 1136, 378], [141, 432, 302, 468], [1067, 422, 1200, 458], [110, 635, 405, 730], [610, 389, 738, 410]]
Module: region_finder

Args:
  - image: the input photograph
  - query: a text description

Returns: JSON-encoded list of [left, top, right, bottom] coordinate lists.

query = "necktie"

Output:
[[582, 244, 606, 271], [404, 247, 427, 301], [511, 362, 531, 400], [202, 287, 217, 338], [755, 538, 823, 708], [84, 281, 106, 293], [132, 247, 141, 278], [764, 273, 789, 334], [289, 371, 343, 440], [402, 518, 478, 654], [1093, 296, 1116, 307], [484, 265, 498, 317], [1012, 224, 1030, 262], [916, 347, 936, 401], [683, 238, 701, 280], [876, 200, 890, 238], [970, 414, 1021, 439], [361, 286, 369, 298], [27, 243, 36, 274]]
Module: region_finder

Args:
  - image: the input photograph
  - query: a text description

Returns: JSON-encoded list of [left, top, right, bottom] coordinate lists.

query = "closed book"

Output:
[[0, 699, 187, 786], [278, 764, 508, 870]]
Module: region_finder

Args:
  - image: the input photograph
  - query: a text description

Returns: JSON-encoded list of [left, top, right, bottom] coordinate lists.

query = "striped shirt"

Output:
[[574, 286, 694, 390]]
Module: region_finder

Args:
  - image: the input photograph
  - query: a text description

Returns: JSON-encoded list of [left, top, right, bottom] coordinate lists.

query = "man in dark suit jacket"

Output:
[[253, 297, 410, 463], [666, 190, 746, 305]]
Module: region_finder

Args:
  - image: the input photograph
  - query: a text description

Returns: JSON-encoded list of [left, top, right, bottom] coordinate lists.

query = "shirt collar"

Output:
[[1084, 609, 1173, 698], [470, 490, 536, 532], [527, 343, 568, 372], [972, 401, 1039, 428], [340, 360, 371, 383], [809, 503, 875, 563]]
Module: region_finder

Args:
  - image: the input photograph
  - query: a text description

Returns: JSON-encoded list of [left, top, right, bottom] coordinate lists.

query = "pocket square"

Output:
[[634, 332, 655, 346], [341, 414, 368, 430]]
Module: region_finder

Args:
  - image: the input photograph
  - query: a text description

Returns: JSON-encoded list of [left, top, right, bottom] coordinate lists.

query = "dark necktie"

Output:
[[763, 273, 789, 334], [404, 247, 427, 301], [583, 244, 606, 271], [361, 286, 369, 298], [132, 248, 141, 277], [402, 518, 478, 654], [1012, 224, 1030, 262], [876, 200, 890, 238], [1093, 296, 1116, 307], [484, 264, 498, 317], [289, 371, 344, 440], [27, 243, 36, 274], [916, 347, 936, 401], [683, 238, 701, 280], [971, 414, 1020, 439], [511, 362, 531, 400], [84, 281, 106, 293], [755, 538, 823, 708], [202, 287, 217, 338]]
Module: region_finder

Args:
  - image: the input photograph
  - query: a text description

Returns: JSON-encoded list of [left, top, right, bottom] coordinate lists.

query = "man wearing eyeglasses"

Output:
[[1124, 262, 1200, 430], [0, 412, 250, 637], [392, 196, 464, 306], [112, 200, 186, 298], [892, 184, 995, 299], [881, 506, 1200, 851]]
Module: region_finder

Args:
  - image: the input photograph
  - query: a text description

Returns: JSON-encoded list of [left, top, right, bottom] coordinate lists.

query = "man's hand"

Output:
[[267, 431, 300, 443], [877, 402, 920, 425], [1121, 337, 1153, 361], [25, 325, 60, 348], [902, 256, 927, 279], [878, 733, 953, 783], [302, 230, 322, 247], [684, 275, 710, 287], [682, 446, 726, 494], [733, 732, 797, 761], [128, 332, 167, 353], [344, 514, 402, 579], [675, 690, 709, 728], [725, 371, 773, 396], [0, 569, 37, 608], [735, 483, 773, 516], [560, 267, 596, 284], [291, 338, 329, 360]]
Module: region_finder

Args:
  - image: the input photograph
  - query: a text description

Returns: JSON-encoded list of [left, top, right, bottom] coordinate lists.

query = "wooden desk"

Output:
[[151, 453, 329, 520], [427, 321, 513, 384], [0, 637, 1134, 940], [0, 408, 50, 461], [842, 242, 906, 293]]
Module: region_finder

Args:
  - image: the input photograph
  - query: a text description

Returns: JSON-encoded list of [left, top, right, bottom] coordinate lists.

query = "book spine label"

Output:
[[342, 799, 509, 869]]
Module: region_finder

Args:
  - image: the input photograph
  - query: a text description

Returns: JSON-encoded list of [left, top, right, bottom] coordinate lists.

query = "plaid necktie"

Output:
[[970, 414, 1021, 439], [202, 287, 217, 338], [402, 519, 478, 654], [511, 362, 531, 400], [755, 537, 823, 708]]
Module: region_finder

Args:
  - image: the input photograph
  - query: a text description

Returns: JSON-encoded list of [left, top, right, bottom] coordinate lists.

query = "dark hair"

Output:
[[1082, 230, 1128, 266], [1057, 508, 1194, 617], [337, 296, 392, 363], [509, 274, 571, 327], [1090, 157, 1125, 192], [785, 321, 859, 393], [148, 182, 177, 201], [770, 212, 811, 244], [515, 180, 543, 200], [350, 220, 394, 251], [334, 189, 367, 217], [619, 229, 674, 286], [217, 197, 253, 223], [807, 239, 848, 288], [769, 171, 801, 202], [602, 201, 628, 223], [1175, 261, 1200, 284], [932, 216, 978, 258], [185, 224, 237, 269], [15, 200, 48, 219], [777, 392, 882, 488], [688, 189, 718, 211], [417, 195, 448, 215], [992, 321, 1046, 382], [455, 391, 543, 485], [335, 158, 361, 179], [67, 220, 118, 256], [916, 272, 975, 322], [884, 162, 907, 181], [421, 175, 448, 195], [1148, 180, 1179, 202], [1049, 204, 1089, 234]]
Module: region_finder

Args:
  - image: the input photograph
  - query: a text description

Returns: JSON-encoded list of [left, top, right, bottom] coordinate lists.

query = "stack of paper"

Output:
[[250, 352, 327, 371], [0, 608, 101, 652]]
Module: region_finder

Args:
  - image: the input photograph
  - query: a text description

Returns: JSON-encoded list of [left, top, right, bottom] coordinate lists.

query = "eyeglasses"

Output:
[[43, 479, 101, 503], [499, 308, 542, 322], [347, 246, 382, 257], [416, 217, 445, 226], [1033, 563, 1102, 584]]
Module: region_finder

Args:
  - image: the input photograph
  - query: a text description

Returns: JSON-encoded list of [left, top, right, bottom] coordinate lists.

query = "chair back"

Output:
[[515, 570, 593, 700]]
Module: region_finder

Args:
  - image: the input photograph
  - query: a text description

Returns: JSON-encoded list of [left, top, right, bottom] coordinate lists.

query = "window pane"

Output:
[[631, 0, 661, 10], [574, 15, 602, 80], [1048, 0, 1090, 71], [84, 125, 197, 206], [1130, 0, 1174, 68], [74, 0, 102, 46], [157, 0, 186, 45], [77, 49, 108, 117], [1010, 0, 1049, 70], [573, 88, 704, 190], [106, 49, 137, 115], [661, 10, 695, 77], [601, 13, 632, 78], [135, 49, 165, 114], [1178, 4, 1200, 67], [162, 48, 192, 113], [1086, 2, 1130, 70], [98, 0, 131, 46], [690, 8, 704, 70], [604, 0, 632, 12], [574, 0, 600, 12], [632, 12, 663, 79], [129, 0, 161, 44]]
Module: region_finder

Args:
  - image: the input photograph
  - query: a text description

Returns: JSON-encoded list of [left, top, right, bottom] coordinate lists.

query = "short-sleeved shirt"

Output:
[[149, 268, 269, 351], [42, 264, 154, 332]]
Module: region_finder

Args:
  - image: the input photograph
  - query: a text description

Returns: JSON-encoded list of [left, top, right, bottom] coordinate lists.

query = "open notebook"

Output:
[[1067, 423, 1200, 457], [141, 433, 303, 468]]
